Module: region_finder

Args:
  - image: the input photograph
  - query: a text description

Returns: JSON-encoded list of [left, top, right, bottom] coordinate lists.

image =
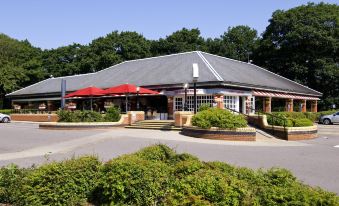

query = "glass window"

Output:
[[223, 96, 239, 112], [174, 95, 214, 112]]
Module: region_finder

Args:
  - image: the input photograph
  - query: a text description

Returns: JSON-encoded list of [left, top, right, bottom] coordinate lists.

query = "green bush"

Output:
[[57, 109, 104, 122], [95, 155, 172, 205], [292, 118, 314, 127], [104, 106, 121, 122], [268, 112, 314, 127], [198, 103, 211, 112], [81, 110, 103, 122], [21, 156, 101, 205], [0, 109, 12, 115], [1, 145, 338, 205], [192, 108, 247, 129], [0, 164, 30, 204]]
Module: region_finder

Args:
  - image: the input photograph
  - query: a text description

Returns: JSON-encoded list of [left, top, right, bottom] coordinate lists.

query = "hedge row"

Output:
[[1, 145, 338, 205], [0, 109, 11, 115], [56, 107, 120, 122], [271, 111, 338, 122]]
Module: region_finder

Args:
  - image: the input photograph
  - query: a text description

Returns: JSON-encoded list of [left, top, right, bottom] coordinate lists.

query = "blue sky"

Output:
[[1, 0, 337, 49]]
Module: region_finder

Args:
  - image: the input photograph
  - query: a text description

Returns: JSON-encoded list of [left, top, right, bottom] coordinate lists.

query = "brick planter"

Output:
[[247, 115, 317, 141], [11, 114, 59, 122], [181, 127, 256, 141]]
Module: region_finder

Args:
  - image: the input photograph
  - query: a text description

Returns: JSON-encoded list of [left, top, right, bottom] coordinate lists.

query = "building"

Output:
[[6, 51, 321, 118]]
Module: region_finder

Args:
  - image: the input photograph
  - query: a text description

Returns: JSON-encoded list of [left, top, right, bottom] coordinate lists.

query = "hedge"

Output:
[[57, 108, 121, 122], [1, 145, 338, 205], [0, 109, 11, 115], [192, 108, 247, 129], [268, 112, 314, 127]]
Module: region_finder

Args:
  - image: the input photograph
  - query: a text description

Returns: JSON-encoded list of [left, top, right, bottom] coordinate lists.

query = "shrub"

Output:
[[0, 109, 11, 115], [96, 155, 172, 205], [81, 110, 103, 122], [104, 106, 121, 122], [57, 109, 103, 122], [0, 164, 30, 204], [192, 108, 247, 129], [268, 113, 313, 127], [21, 156, 101, 205], [292, 118, 314, 127], [1, 145, 338, 205], [198, 103, 211, 112]]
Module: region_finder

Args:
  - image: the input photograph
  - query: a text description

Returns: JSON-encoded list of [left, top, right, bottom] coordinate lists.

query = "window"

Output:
[[174, 97, 183, 111], [173, 95, 214, 112], [223, 96, 239, 112]]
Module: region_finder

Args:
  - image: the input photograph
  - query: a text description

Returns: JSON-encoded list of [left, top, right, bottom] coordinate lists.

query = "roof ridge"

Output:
[[97, 51, 199, 74], [196, 51, 223, 81]]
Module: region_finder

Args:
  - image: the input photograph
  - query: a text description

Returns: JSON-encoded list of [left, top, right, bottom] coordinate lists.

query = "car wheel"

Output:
[[323, 119, 331, 125], [2, 117, 10, 123]]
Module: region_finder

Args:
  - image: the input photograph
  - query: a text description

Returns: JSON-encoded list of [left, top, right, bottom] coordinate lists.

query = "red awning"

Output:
[[104, 84, 159, 95], [65, 86, 106, 98], [252, 90, 320, 100]]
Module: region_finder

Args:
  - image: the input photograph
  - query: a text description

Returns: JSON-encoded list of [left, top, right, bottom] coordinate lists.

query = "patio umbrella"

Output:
[[103, 84, 159, 112], [64, 86, 106, 110]]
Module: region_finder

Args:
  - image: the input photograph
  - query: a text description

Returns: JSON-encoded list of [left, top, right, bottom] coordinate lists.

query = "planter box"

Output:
[[11, 114, 59, 122], [182, 127, 256, 141], [247, 114, 317, 141]]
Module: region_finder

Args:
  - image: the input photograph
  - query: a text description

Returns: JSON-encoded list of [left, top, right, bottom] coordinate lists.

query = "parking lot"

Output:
[[0, 122, 338, 194]]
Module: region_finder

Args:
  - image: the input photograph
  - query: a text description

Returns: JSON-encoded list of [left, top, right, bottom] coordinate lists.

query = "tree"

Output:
[[218, 26, 259, 61], [254, 3, 339, 109], [0, 34, 44, 108], [151, 28, 206, 55]]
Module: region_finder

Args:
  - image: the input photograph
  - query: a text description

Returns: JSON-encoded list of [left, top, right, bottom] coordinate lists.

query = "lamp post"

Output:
[[136, 86, 140, 110], [183, 83, 188, 111], [192, 63, 199, 114]]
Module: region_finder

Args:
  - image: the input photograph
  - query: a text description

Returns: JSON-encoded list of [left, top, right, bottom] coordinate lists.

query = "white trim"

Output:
[[96, 51, 199, 74], [200, 51, 322, 96], [196, 51, 224, 81]]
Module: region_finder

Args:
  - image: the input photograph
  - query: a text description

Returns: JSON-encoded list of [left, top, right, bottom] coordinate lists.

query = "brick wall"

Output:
[[11, 114, 59, 122]]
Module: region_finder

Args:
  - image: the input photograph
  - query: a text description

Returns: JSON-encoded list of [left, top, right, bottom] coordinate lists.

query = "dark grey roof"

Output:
[[7, 51, 321, 97]]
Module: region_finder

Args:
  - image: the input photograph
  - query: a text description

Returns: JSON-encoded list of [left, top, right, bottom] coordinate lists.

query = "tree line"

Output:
[[0, 2, 338, 110]]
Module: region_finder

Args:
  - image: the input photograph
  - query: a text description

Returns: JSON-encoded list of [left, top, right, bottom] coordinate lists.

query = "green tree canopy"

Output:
[[254, 2, 339, 109]]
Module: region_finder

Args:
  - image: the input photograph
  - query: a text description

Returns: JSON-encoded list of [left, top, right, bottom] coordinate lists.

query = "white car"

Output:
[[319, 111, 339, 125], [0, 113, 11, 123]]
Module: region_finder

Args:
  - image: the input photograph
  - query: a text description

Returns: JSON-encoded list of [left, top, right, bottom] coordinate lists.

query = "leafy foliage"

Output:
[[57, 109, 104, 122], [104, 106, 121, 122], [21, 156, 101, 206], [0, 145, 338, 205], [192, 108, 248, 129], [268, 112, 314, 127]]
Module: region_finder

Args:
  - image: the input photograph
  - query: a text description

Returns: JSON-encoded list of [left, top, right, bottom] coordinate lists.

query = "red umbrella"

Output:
[[65, 86, 106, 110], [103, 84, 158, 95], [103, 84, 159, 112], [65, 86, 106, 98]]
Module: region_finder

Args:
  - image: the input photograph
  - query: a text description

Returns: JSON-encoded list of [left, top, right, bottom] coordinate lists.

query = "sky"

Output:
[[1, 0, 338, 49]]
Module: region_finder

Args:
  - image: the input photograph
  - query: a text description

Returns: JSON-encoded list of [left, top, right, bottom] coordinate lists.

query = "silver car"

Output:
[[319, 111, 339, 125], [0, 113, 11, 123]]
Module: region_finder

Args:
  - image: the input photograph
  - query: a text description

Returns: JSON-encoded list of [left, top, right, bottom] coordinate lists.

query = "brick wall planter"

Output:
[[247, 114, 317, 141], [11, 114, 59, 122], [182, 126, 256, 141]]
